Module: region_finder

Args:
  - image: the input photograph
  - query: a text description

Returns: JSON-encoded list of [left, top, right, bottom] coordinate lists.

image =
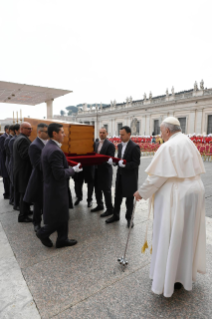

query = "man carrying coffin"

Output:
[[106, 126, 140, 227], [36, 123, 82, 248], [24, 123, 49, 232], [134, 117, 206, 297], [13, 122, 33, 222], [91, 127, 115, 217], [4, 125, 15, 205]]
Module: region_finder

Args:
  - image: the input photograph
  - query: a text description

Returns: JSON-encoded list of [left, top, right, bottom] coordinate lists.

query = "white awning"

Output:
[[0, 81, 72, 106]]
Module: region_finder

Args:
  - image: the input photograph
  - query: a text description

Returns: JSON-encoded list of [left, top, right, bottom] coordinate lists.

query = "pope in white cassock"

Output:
[[134, 116, 206, 298]]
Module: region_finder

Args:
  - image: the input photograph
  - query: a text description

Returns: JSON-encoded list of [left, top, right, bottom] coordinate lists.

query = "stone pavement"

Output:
[[1, 159, 212, 318]]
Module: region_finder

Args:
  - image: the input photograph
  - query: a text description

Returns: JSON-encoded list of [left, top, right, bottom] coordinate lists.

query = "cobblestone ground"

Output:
[[0, 157, 212, 319]]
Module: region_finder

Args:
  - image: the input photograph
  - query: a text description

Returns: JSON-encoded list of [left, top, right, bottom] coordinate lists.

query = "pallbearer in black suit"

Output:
[[8, 124, 20, 210], [106, 126, 140, 227], [13, 122, 33, 223], [0, 125, 10, 199], [36, 123, 82, 248], [4, 125, 15, 205], [91, 127, 115, 217], [24, 123, 49, 232]]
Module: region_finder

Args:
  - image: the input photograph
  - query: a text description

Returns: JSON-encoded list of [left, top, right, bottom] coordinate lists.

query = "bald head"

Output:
[[20, 122, 32, 137]]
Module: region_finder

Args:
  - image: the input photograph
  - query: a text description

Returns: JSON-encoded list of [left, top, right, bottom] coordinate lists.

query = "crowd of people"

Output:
[[0, 117, 207, 298]]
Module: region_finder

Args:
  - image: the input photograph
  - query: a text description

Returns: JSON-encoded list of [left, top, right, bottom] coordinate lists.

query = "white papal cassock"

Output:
[[138, 132, 206, 297]]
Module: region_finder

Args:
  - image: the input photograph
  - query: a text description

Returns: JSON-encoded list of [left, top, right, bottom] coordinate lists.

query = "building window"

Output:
[[103, 124, 108, 132], [117, 123, 123, 134], [178, 117, 186, 134], [137, 121, 140, 135], [207, 115, 212, 134], [154, 120, 160, 135]]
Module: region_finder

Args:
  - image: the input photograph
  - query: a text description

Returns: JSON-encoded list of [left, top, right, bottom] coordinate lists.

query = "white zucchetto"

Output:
[[163, 116, 180, 126]]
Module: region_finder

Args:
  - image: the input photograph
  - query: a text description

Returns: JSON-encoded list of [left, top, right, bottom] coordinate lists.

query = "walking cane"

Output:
[[117, 198, 137, 267]]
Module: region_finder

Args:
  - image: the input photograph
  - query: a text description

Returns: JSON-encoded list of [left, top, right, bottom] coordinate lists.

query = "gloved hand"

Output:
[[73, 163, 83, 173], [107, 158, 113, 165], [118, 159, 126, 168]]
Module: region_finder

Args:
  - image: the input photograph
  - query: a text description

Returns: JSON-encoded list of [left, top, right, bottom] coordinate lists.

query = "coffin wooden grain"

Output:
[[24, 117, 94, 155]]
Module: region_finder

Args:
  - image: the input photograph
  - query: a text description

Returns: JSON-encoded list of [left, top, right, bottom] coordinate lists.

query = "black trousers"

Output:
[[19, 193, 30, 218], [114, 174, 134, 221], [9, 183, 14, 204], [33, 202, 42, 225], [94, 169, 113, 211], [13, 186, 20, 208], [37, 221, 68, 243], [3, 177, 10, 198], [75, 173, 94, 202]]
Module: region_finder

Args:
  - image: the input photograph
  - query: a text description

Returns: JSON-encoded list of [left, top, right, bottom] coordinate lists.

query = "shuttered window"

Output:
[[178, 117, 186, 133]]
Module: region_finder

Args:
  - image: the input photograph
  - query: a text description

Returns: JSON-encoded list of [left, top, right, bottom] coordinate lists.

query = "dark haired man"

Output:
[[106, 126, 140, 227], [24, 123, 49, 232], [91, 127, 115, 216], [13, 122, 33, 222], [36, 123, 82, 248], [4, 125, 15, 204], [0, 125, 10, 199], [8, 124, 20, 210]]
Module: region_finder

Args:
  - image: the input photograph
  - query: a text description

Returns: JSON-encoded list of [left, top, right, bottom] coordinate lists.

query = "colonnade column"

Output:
[[46, 99, 53, 119]]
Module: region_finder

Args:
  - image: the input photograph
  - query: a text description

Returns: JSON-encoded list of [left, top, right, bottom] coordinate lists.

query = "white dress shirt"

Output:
[[121, 141, 129, 158], [97, 139, 105, 153], [38, 137, 48, 145]]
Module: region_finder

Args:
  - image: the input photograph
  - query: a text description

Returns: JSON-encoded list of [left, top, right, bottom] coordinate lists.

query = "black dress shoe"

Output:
[[127, 220, 134, 228], [100, 210, 113, 217], [27, 210, 33, 216], [13, 206, 20, 211], [87, 201, 92, 208], [174, 282, 182, 290], [36, 233, 53, 247], [34, 224, 41, 232], [9, 201, 14, 206], [91, 206, 104, 212], [56, 239, 78, 248], [74, 199, 81, 206], [18, 216, 33, 223], [105, 215, 120, 223], [4, 195, 10, 200]]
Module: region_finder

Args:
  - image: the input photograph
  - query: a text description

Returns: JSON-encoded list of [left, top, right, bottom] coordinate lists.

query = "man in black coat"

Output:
[[0, 125, 10, 199], [24, 123, 49, 232], [8, 124, 20, 210], [4, 125, 15, 205], [106, 126, 140, 227], [91, 127, 115, 217], [13, 122, 33, 222], [36, 123, 82, 248]]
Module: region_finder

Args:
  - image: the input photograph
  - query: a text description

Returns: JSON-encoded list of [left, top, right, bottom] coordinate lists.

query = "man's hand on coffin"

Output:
[[73, 163, 83, 173], [133, 191, 142, 201], [107, 158, 113, 165], [118, 159, 126, 168]]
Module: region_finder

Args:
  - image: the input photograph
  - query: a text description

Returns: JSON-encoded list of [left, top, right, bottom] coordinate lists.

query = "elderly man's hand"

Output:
[[134, 191, 142, 201]]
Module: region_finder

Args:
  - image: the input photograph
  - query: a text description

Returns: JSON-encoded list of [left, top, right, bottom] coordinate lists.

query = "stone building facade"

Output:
[[54, 80, 212, 138]]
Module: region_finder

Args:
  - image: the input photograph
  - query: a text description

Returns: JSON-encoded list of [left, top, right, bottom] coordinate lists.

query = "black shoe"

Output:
[[18, 216, 33, 223], [87, 201, 92, 208], [9, 201, 14, 206], [34, 224, 41, 232], [13, 206, 20, 211], [174, 282, 182, 290], [127, 220, 134, 228], [36, 233, 53, 247], [105, 215, 120, 224], [91, 206, 104, 212], [27, 210, 33, 216], [74, 199, 81, 206], [4, 195, 10, 200], [56, 239, 78, 248], [100, 210, 113, 217]]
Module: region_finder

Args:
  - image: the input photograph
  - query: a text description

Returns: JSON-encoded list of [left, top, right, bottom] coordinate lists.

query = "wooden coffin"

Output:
[[24, 117, 94, 155]]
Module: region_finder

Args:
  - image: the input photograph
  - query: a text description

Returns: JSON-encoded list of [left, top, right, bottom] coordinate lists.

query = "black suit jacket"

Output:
[[0, 133, 9, 178], [13, 133, 32, 193], [94, 139, 115, 189], [42, 139, 75, 224], [116, 139, 140, 197], [8, 135, 17, 185], [24, 137, 45, 206], [4, 135, 13, 177]]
